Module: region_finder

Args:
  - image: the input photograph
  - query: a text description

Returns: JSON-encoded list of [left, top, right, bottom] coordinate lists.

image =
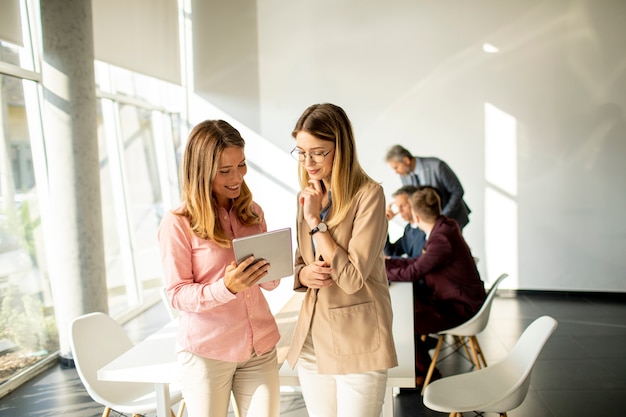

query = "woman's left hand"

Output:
[[223, 256, 269, 294], [300, 258, 333, 289]]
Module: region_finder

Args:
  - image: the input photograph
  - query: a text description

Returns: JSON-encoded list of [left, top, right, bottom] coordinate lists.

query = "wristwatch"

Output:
[[309, 221, 328, 236]]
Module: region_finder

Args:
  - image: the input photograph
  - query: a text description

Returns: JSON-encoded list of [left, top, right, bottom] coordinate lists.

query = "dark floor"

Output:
[[0, 291, 625, 417]]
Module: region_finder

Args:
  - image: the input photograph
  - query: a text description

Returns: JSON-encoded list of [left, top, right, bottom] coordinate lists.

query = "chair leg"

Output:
[[421, 335, 445, 395], [454, 336, 472, 362], [453, 335, 463, 351], [468, 336, 482, 370], [176, 400, 186, 417], [472, 336, 488, 368], [101, 407, 111, 417]]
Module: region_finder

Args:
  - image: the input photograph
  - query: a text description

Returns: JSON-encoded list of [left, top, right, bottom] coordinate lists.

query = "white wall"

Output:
[[194, 0, 626, 292], [192, 0, 261, 131]]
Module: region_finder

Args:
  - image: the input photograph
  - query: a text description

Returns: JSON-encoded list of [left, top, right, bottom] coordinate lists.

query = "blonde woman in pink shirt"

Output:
[[158, 120, 281, 417]]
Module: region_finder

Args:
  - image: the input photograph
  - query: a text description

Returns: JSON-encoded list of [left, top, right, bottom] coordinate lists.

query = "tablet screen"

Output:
[[232, 228, 294, 284]]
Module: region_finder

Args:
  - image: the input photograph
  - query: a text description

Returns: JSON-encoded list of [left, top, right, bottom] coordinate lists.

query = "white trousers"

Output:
[[296, 332, 388, 417], [178, 348, 280, 417]]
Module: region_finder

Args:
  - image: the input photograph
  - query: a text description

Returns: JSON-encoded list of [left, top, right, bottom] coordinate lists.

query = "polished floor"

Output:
[[0, 291, 624, 417]]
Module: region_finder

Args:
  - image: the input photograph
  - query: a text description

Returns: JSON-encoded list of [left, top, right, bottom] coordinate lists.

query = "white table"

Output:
[[97, 282, 414, 417], [386, 282, 416, 415], [97, 319, 179, 417]]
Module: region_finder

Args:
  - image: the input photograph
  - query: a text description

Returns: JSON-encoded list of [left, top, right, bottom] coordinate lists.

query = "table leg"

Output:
[[381, 386, 393, 417], [154, 383, 172, 416]]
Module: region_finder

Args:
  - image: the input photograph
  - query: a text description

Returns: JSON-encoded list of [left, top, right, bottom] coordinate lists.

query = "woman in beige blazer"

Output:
[[286, 103, 398, 417]]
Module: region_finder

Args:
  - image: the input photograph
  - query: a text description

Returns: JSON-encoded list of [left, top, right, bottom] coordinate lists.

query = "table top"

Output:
[[97, 319, 178, 384], [98, 282, 414, 386]]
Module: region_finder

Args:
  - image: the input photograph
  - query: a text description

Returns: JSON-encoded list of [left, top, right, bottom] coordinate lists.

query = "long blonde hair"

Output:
[[292, 103, 375, 227], [177, 120, 260, 247]]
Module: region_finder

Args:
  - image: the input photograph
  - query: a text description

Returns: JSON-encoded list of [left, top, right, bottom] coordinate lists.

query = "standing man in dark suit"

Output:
[[385, 144, 471, 229], [385, 186, 485, 388]]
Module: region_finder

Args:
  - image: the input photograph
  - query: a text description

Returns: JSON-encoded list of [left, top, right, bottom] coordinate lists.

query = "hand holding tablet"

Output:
[[232, 228, 294, 284]]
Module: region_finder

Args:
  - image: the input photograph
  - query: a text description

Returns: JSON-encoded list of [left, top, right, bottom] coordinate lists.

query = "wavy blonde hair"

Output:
[[177, 120, 260, 247], [292, 103, 376, 227]]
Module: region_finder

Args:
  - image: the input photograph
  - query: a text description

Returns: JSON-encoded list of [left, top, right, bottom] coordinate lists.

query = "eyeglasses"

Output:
[[290, 147, 334, 163]]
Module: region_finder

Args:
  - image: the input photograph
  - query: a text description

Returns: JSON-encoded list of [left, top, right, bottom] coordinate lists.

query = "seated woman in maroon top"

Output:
[[385, 186, 486, 387]]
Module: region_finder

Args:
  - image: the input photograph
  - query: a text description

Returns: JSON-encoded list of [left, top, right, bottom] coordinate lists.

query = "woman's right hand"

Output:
[[300, 180, 325, 229], [386, 202, 398, 220], [300, 258, 333, 289], [224, 256, 270, 294]]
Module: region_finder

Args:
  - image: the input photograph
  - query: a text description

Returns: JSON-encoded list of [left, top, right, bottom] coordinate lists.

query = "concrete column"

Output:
[[40, 0, 108, 362]]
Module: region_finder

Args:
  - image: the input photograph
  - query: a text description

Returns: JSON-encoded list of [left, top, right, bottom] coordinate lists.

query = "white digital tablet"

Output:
[[232, 227, 294, 284]]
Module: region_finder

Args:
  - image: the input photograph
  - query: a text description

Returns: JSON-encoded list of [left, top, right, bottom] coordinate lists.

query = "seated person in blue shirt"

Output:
[[385, 185, 426, 258]]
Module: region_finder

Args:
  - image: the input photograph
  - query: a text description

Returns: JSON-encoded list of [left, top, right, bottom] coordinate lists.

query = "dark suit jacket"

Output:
[[400, 156, 471, 229], [384, 223, 426, 258], [385, 216, 485, 317]]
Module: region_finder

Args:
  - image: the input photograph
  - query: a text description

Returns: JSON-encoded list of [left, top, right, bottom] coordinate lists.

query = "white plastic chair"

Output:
[[421, 273, 509, 394], [69, 312, 185, 417], [423, 315, 558, 417]]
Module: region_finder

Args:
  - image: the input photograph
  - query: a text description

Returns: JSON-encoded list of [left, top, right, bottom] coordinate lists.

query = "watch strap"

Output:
[[309, 221, 327, 236]]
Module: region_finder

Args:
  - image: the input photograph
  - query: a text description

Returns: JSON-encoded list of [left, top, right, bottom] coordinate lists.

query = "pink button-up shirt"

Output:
[[158, 202, 280, 362]]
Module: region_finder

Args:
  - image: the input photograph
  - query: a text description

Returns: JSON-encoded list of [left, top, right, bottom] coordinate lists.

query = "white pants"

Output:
[[178, 348, 280, 417], [296, 332, 388, 417]]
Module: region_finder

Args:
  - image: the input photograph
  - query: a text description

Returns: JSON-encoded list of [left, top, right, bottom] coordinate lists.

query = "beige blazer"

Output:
[[286, 182, 398, 374]]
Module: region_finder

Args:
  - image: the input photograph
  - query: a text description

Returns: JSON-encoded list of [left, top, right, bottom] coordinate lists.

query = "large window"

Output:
[[95, 62, 184, 316], [0, 49, 55, 384], [1, 0, 57, 387], [118, 104, 165, 295], [1, 10, 186, 387]]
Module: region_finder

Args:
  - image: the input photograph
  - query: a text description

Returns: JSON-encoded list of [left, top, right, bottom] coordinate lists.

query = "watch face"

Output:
[[318, 222, 328, 232]]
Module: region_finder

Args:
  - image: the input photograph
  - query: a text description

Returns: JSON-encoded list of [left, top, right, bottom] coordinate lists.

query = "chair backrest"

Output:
[[423, 315, 558, 414], [69, 312, 153, 406], [160, 287, 178, 320], [444, 273, 508, 336], [484, 315, 558, 411]]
